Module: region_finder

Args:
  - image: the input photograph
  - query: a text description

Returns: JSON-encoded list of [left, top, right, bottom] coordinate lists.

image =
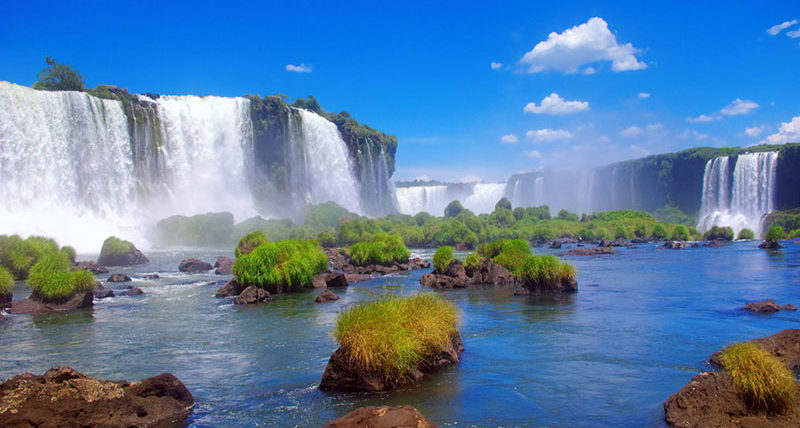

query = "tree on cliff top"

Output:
[[33, 57, 85, 91]]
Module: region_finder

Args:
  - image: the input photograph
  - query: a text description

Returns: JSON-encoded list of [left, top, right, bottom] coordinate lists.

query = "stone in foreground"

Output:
[[179, 258, 213, 273], [315, 289, 339, 303], [323, 405, 438, 428], [234, 285, 271, 305], [10, 292, 93, 314]]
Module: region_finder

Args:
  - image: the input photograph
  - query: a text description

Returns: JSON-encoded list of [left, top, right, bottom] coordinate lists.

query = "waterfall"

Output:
[[395, 185, 451, 216], [463, 183, 507, 214], [697, 152, 778, 235]]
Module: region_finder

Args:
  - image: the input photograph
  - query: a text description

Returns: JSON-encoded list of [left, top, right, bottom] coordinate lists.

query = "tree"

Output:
[[444, 200, 464, 218], [494, 197, 512, 211], [33, 56, 85, 91]]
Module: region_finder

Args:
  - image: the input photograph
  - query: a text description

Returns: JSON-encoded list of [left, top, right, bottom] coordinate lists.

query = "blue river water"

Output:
[[1, 241, 799, 427]]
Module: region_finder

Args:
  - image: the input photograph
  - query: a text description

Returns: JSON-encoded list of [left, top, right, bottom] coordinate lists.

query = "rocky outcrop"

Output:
[[97, 242, 148, 267], [215, 280, 244, 298], [421, 259, 515, 289], [10, 292, 93, 314], [470, 259, 516, 285], [664, 329, 800, 427], [310, 271, 351, 289], [178, 258, 213, 273], [0, 366, 193, 428], [663, 240, 687, 250], [453, 242, 472, 251], [72, 261, 108, 274], [703, 240, 726, 248], [315, 290, 339, 303], [742, 299, 797, 314], [325, 248, 430, 276], [93, 283, 114, 299], [320, 333, 464, 392], [523, 277, 578, 295], [759, 240, 786, 249], [233, 286, 271, 305], [344, 273, 372, 283], [214, 256, 235, 275], [1, 292, 11, 309], [143, 273, 160, 280], [107, 273, 132, 283], [323, 405, 438, 428], [558, 247, 616, 256]]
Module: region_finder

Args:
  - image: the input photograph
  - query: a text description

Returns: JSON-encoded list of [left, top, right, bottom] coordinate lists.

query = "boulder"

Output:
[[178, 258, 213, 273], [215, 280, 244, 298], [214, 256, 235, 275], [0, 366, 193, 428], [344, 273, 372, 283], [453, 242, 472, 251], [311, 273, 328, 289], [325, 248, 350, 270], [0, 292, 11, 309], [10, 292, 93, 314], [759, 240, 786, 249], [663, 240, 687, 250], [233, 286, 271, 305], [325, 271, 349, 288], [558, 247, 616, 256], [97, 240, 148, 267], [142, 273, 160, 280], [443, 259, 468, 279], [522, 278, 578, 295], [703, 240, 726, 248], [323, 405, 438, 428], [409, 258, 431, 270], [549, 241, 562, 249], [471, 259, 515, 285], [72, 261, 108, 274], [315, 290, 339, 303], [107, 273, 132, 283], [93, 283, 114, 299], [742, 299, 797, 314], [119, 287, 144, 296]]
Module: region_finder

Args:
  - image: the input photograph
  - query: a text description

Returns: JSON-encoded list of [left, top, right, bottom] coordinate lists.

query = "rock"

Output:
[[0, 292, 11, 309], [514, 287, 530, 296], [759, 240, 786, 249], [663, 240, 687, 250], [72, 261, 108, 274], [325, 248, 350, 270], [453, 242, 472, 251], [233, 286, 271, 305], [471, 259, 515, 285], [549, 241, 562, 249], [323, 405, 438, 428], [742, 299, 797, 314], [443, 259, 467, 279], [326, 271, 349, 288], [344, 273, 372, 283], [10, 292, 94, 314], [597, 239, 614, 247], [143, 273, 160, 280], [97, 239, 148, 267], [93, 283, 114, 299], [522, 278, 578, 295], [320, 333, 464, 392], [690, 243, 701, 248], [315, 290, 339, 303], [409, 258, 431, 270], [0, 366, 193, 427], [703, 240, 726, 248], [311, 273, 328, 288], [119, 287, 144, 296], [709, 329, 800, 372], [558, 247, 616, 256], [107, 273, 132, 283], [214, 256, 235, 275], [215, 280, 244, 298], [178, 258, 213, 273]]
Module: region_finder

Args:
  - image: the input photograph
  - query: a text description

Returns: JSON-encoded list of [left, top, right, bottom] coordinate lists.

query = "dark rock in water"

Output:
[[323, 405, 438, 428], [97, 240, 148, 267], [119, 287, 144, 296], [143, 273, 160, 280], [325, 248, 429, 277], [759, 240, 785, 249], [178, 258, 213, 273], [453, 242, 472, 251], [703, 240, 726, 248], [690, 243, 701, 248], [422, 259, 515, 289], [214, 256, 235, 275], [234, 286, 271, 305], [10, 292, 93, 314], [72, 261, 108, 274], [523, 278, 578, 295], [514, 287, 530, 296], [107, 273, 132, 283], [344, 273, 372, 283], [325, 248, 350, 270], [663, 240, 687, 250], [311, 273, 328, 289], [549, 241, 562, 249], [320, 333, 464, 392], [559, 247, 616, 256], [326, 271, 349, 288], [315, 290, 339, 303], [443, 259, 468, 279], [631, 238, 649, 244], [664, 329, 800, 427], [742, 299, 797, 314], [93, 283, 114, 299], [597, 239, 614, 248], [0, 366, 193, 427], [0, 292, 11, 309], [471, 259, 515, 285], [215, 280, 244, 298], [409, 257, 430, 270]]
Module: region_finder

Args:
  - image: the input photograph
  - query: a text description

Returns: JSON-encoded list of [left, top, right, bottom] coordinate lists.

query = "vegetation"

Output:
[[737, 228, 755, 240], [433, 246, 454, 273], [231, 239, 328, 293], [720, 343, 798, 413], [236, 231, 269, 257], [155, 212, 235, 247], [333, 294, 458, 380], [671, 224, 690, 241], [651, 224, 668, 240], [349, 234, 410, 266], [0, 266, 14, 296], [495, 197, 512, 211], [445, 200, 465, 217], [32, 56, 85, 91], [478, 239, 532, 273], [517, 255, 577, 288], [315, 232, 336, 248], [765, 226, 786, 243], [703, 225, 734, 241], [100, 236, 134, 257], [27, 253, 95, 302], [0, 234, 69, 279], [463, 252, 483, 276], [763, 209, 800, 238]]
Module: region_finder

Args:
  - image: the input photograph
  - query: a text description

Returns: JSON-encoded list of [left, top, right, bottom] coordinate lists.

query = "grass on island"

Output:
[[100, 236, 134, 256], [737, 228, 755, 240], [232, 239, 328, 293], [0, 234, 73, 279], [478, 239, 532, 273], [703, 225, 734, 241], [235, 231, 268, 257], [0, 266, 14, 296], [721, 343, 798, 413], [463, 252, 482, 276], [516, 255, 577, 287], [27, 252, 95, 302], [333, 293, 458, 380], [432, 246, 454, 273], [348, 233, 410, 267], [765, 226, 786, 243]]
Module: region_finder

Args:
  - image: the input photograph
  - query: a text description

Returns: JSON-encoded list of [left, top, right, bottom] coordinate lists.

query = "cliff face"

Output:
[[775, 144, 800, 210]]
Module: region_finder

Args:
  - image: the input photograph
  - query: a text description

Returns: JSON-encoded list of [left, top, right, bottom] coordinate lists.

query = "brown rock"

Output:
[[93, 283, 114, 299], [213, 256, 235, 275], [742, 299, 795, 314], [315, 290, 339, 303], [471, 259, 516, 285], [107, 273, 132, 283], [178, 258, 213, 273], [522, 278, 578, 295], [72, 261, 108, 274], [558, 247, 616, 256], [233, 286, 271, 305], [0, 292, 11, 309], [409, 258, 431, 270], [97, 243, 148, 267], [119, 287, 144, 296], [344, 273, 372, 283], [663, 240, 687, 250], [453, 242, 472, 251], [10, 292, 93, 314], [326, 271, 349, 288], [215, 280, 245, 298], [323, 405, 438, 428], [759, 240, 786, 249]]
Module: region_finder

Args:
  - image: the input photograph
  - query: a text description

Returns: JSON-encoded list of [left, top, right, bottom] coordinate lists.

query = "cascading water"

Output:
[[463, 183, 507, 213], [395, 185, 451, 216], [697, 152, 778, 235]]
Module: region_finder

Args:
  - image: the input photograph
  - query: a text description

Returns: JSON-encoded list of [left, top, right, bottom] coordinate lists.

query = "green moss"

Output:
[[232, 239, 328, 293], [765, 226, 786, 243], [59, 246, 77, 263], [478, 239, 532, 273], [235, 231, 269, 258], [463, 252, 483, 276], [517, 255, 577, 288], [349, 234, 410, 266], [433, 246, 454, 273], [27, 253, 95, 302], [721, 343, 798, 414], [737, 228, 755, 240], [0, 266, 13, 296]]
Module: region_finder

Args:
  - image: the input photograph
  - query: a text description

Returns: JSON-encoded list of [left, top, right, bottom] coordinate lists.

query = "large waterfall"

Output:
[[697, 152, 778, 235], [395, 182, 507, 215]]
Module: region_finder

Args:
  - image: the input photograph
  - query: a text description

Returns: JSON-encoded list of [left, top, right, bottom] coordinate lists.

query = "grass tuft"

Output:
[[432, 246, 454, 273], [0, 266, 14, 295], [517, 255, 577, 287], [232, 239, 328, 293], [721, 343, 798, 413], [235, 231, 268, 258], [477, 239, 532, 273], [349, 234, 410, 266], [27, 252, 96, 302]]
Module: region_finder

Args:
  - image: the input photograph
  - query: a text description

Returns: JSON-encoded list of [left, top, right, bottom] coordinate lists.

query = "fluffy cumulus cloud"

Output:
[[687, 114, 717, 123], [788, 29, 800, 38], [491, 61, 503, 70], [638, 92, 650, 99], [523, 93, 589, 115], [526, 128, 573, 142], [763, 116, 800, 144], [721, 98, 759, 115], [519, 17, 646, 74], [620, 125, 643, 138], [767, 20, 798, 36], [500, 134, 518, 143], [524, 150, 543, 159], [745, 125, 766, 137], [286, 63, 312, 73]]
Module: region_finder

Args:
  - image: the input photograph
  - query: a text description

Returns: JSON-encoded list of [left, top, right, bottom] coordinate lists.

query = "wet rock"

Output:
[[453, 242, 472, 251], [0, 292, 11, 309], [522, 278, 578, 295], [72, 261, 108, 274], [409, 257, 430, 269], [0, 366, 193, 427], [97, 240, 148, 267], [214, 256, 235, 275], [703, 240, 726, 248], [663, 240, 687, 250], [513, 287, 530, 296], [325, 248, 350, 270], [142, 273, 160, 280], [10, 292, 93, 314], [471, 259, 515, 285], [559, 247, 616, 256], [759, 240, 785, 249], [233, 286, 271, 305], [325, 271, 349, 288], [107, 273, 132, 283], [549, 241, 562, 249], [215, 280, 244, 298], [119, 287, 144, 296], [311, 273, 328, 288], [178, 258, 213, 273], [93, 283, 114, 299], [344, 273, 372, 283], [323, 405, 438, 428], [315, 290, 339, 303], [742, 299, 797, 314], [690, 243, 701, 248]]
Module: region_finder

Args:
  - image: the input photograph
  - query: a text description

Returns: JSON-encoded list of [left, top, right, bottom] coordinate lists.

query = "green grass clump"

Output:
[[703, 225, 734, 241], [235, 231, 268, 257], [721, 343, 798, 413], [765, 226, 786, 243], [737, 228, 755, 240], [349, 234, 410, 266], [463, 252, 483, 276], [517, 255, 577, 288], [333, 293, 458, 380], [0, 234, 65, 279], [315, 231, 336, 248], [100, 236, 134, 256], [232, 239, 328, 293], [478, 239, 532, 273], [671, 224, 690, 241], [790, 228, 800, 239], [60, 246, 77, 263], [27, 253, 95, 302], [0, 266, 14, 296], [651, 224, 668, 240], [433, 246, 454, 273]]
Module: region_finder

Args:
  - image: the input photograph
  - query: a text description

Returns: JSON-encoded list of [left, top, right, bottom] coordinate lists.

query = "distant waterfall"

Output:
[[395, 182, 507, 216], [697, 152, 778, 235], [464, 183, 507, 213], [395, 185, 451, 216]]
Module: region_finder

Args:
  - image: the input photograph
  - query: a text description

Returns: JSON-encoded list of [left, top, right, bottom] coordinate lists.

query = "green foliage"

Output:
[[27, 252, 95, 302], [765, 226, 786, 243], [290, 95, 323, 113], [316, 232, 336, 248], [721, 343, 798, 414], [304, 202, 358, 231], [0, 234, 64, 279], [633, 223, 648, 238], [790, 229, 800, 239], [232, 239, 328, 293], [517, 255, 577, 288], [236, 231, 269, 258], [32, 56, 85, 91], [590, 210, 654, 222], [614, 225, 630, 240], [463, 252, 483, 276], [653, 205, 697, 226], [444, 200, 464, 217], [100, 236, 134, 257], [333, 294, 458, 380], [0, 266, 14, 296], [578, 228, 595, 241], [531, 226, 555, 242], [737, 228, 755, 240], [433, 246, 454, 273], [557, 209, 579, 222], [154, 212, 235, 247], [490, 208, 515, 228], [478, 239, 532, 273], [59, 246, 77, 263], [526, 205, 551, 220], [671, 224, 690, 241], [703, 225, 734, 241], [495, 197, 512, 211], [651, 224, 668, 240], [594, 227, 611, 240], [349, 234, 411, 266], [763, 209, 800, 238]]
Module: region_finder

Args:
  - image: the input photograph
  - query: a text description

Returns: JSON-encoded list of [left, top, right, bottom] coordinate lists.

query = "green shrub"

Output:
[[721, 343, 798, 413], [578, 228, 595, 241], [27, 253, 95, 302], [633, 223, 648, 238], [0, 234, 62, 279], [517, 255, 577, 287], [232, 239, 328, 293], [651, 224, 668, 240], [557, 209, 580, 222], [315, 231, 336, 248], [333, 294, 458, 380], [495, 197, 512, 211], [0, 266, 14, 296], [154, 212, 235, 246], [444, 200, 464, 217], [790, 228, 800, 239], [594, 227, 611, 240], [235, 231, 268, 257], [33, 56, 86, 91], [703, 225, 734, 241], [348, 234, 410, 266], [60, 246, 77, 263], [531, 226, 555, 242], [671, 224, 690, 241], [433, 246, 454, 273], [762, 209, 800, 237], [464, 252, 483, 276], [478, 239, 532, 273], [490, 208, 515, 228], [100, 236, 134, 256], [614, 225, 630, 240], [765, 226, 786, 243], [737, 228, 755, 240]]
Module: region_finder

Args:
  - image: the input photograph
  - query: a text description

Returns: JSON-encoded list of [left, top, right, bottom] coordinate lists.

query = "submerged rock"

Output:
[[107, 273, 132, 283], [558, 247, 616, 256], [0, 366, 193, 428], [142, 273, 160, 280], [315, 290, 339, 303], [323, 405, 438, 428], [215, 280, 244, 298], [93, 283, 114, 299], [10, 292, 93, 314], [742, 299, 797, 314], [72, 260, 108, 274], [214, 256, 235, 275], [759, 240, 786, 249], [663, 240, 687, 250], [179, 258, 213, 273], [119, 287, 144, 296], [234, 286, 271, 305]]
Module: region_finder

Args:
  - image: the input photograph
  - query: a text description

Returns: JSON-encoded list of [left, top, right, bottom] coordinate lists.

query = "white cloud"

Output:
[[762, 116, 800, 144], [788, 29, 800, 38], [721, 98, 759, 115], [638, 92, 650, 99], [687, 114, 717, 123], [767, 20, 798, 36], [526, 128, 573, 142], [629, 144, 649, 156], [620, 126, 643, 138], [679, 129, 710, 141], [523, 93, 589, 115], [413, 175, 431, 182], [500, 134, 518, 143], [460, 175, 482, 183], [519, 17, 646, 74], [745, 125, 766, 137], [524, 150, 543, 159], [491, 62, 503, 70], [646, 122, 664, 132], [286, 63, 312, 73]]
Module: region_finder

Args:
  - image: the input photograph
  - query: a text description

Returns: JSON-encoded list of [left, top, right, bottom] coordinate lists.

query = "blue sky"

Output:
[[1, 0, 799, 182]]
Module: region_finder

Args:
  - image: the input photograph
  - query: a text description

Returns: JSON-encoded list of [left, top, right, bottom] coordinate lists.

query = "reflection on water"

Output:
[[0, 243, 799, 427]]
